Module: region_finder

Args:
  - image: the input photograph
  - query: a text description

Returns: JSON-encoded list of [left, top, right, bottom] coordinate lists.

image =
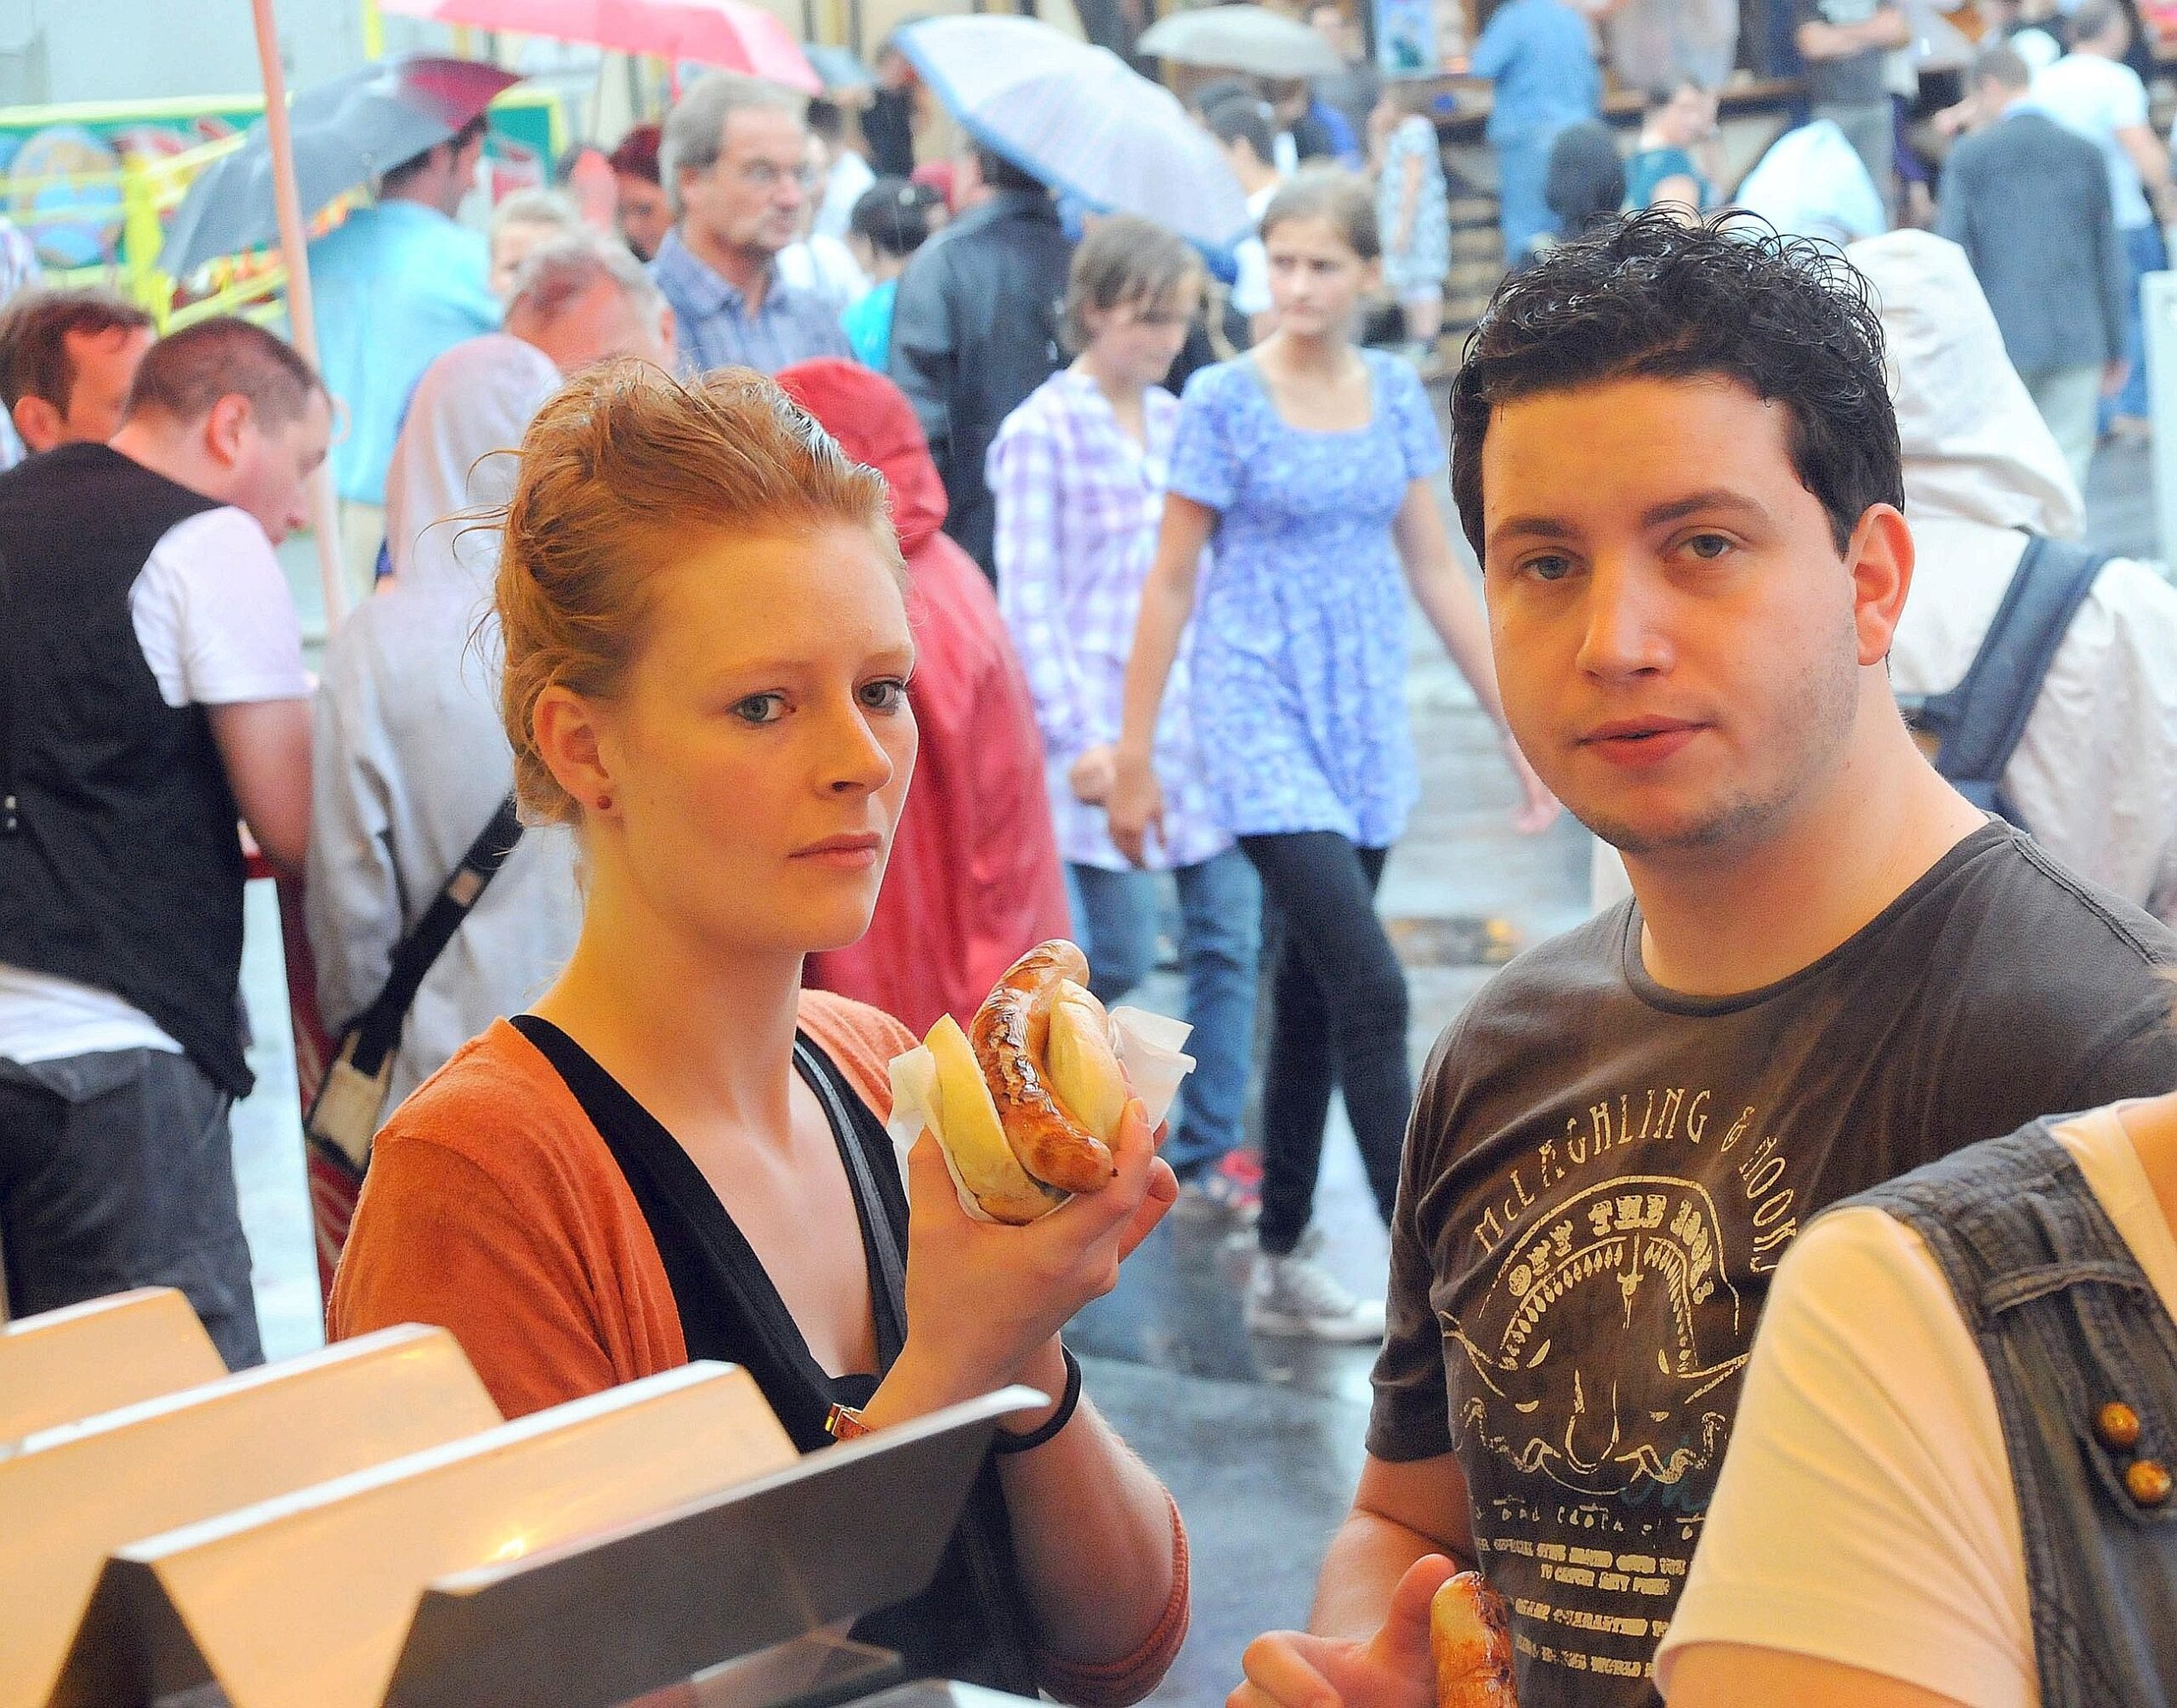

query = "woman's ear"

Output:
[[532, 684, 618, 821]]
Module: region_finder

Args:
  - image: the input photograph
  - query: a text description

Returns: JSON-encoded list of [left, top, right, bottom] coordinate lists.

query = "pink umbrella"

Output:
[[382, 0, 823, 94]]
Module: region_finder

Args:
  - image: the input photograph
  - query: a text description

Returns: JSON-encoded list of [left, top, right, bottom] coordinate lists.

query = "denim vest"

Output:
[[1843, 1121, 2177, 1706]]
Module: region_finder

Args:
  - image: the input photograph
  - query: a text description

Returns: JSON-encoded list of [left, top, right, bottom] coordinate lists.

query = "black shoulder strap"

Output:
[[1915, 535, 2110, 824], [344, 795, 525, 1077], [796, 1036, 909, 1366]]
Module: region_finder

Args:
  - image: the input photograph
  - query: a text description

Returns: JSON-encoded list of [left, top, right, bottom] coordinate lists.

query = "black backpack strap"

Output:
[[1915, 535, 2110, 826], [0, 542, 14, 837], [344, 794, 524, 1078]]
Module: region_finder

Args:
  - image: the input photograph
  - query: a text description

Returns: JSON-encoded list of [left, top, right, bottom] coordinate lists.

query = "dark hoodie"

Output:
[[776, 359, 1071, 1038]]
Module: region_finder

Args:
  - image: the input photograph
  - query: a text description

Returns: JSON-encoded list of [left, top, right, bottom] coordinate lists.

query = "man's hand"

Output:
[[2105, 357, 2134, 398], [1230, 1554, 1463, 1707]]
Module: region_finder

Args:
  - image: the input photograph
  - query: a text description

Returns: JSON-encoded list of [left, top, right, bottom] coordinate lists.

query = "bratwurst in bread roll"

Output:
[[922, 941, 1131, 1223], [1431, 1572, 1515, 1708]]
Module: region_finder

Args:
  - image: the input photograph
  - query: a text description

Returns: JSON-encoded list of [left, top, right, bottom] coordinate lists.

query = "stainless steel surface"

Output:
[[380, 1389, 1043, 1708]]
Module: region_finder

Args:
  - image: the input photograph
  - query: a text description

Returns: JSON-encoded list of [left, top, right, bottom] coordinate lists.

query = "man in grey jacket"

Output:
[[1937, 42, 2127, 488]]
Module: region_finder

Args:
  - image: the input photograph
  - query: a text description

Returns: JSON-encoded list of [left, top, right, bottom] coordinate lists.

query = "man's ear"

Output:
[[1844, 502, 1914, 667], [13, 394, 61, 455], [202, 394, 254, 468]]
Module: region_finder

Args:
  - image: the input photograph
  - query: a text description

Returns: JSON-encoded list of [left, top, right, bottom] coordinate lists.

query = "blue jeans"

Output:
[[1069, 849, 1261, 1180], [2113, 220, 2165, 423], [1494, 126, 1566, 264]]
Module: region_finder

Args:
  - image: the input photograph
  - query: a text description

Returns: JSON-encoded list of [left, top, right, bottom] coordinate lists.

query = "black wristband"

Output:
[[992, 1346, 1083, 1455]]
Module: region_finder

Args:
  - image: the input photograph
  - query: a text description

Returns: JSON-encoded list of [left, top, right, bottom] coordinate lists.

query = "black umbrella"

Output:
[[160, 54, 519, 276]]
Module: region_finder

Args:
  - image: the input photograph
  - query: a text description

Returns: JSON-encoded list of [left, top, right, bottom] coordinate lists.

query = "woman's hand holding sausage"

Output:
[[889, 1095, 1176, 1411]]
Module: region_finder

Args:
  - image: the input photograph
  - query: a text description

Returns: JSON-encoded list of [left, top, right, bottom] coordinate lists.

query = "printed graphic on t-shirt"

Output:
[[1443, 1083, 1794, 1685]]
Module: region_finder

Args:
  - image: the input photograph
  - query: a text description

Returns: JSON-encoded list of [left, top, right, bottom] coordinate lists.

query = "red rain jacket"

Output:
[[777, 359, 1071, 1037]]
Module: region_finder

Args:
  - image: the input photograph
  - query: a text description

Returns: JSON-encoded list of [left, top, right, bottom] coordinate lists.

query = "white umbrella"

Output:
[[896, 15, 1252, 256], [1139, 5, 1344, 78]]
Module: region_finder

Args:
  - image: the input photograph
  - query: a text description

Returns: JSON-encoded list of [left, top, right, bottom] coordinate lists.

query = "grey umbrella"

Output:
[[803, 43, 874, 91], [159, 54, 519, 277], [1137, 5, 1344, 78]]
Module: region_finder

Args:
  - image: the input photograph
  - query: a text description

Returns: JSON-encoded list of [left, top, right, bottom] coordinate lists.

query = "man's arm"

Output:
[[1932, 144, 1974, 252], [2089, 165, 2129, 369], [1311, 1451, 1479, 1640], [1668, 1645, 1969, 1706], [208, 698, 310, 877], [886, 247, 959, 474], [1230, 1455, 1476, 1706], [1797, 2, 1909, 59], [2116, 122, 2174, 220]]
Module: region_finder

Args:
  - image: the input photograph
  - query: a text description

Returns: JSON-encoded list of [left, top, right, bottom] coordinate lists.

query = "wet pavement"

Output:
[[225, 426, 2163, 1704]]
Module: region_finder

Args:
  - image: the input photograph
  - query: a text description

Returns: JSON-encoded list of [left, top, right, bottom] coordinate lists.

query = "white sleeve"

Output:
[[1653, 1208, 2035, 1708], [2115, 65, 2150, 129], [129, 508, 310, 708], [2006, 558, 2177, 931], [1231, 238, 1272, 319]]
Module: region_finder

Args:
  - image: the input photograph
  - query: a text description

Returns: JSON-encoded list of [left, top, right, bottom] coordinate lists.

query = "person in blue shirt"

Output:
[[308, 114, 499, 599], [1467, 0, 1603, 261], [840, 177, 941, 370], [1623, 78, 1719, 213]]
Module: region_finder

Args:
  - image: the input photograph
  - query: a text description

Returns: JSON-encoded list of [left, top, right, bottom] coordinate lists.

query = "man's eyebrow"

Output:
[[1640, 490, 1769, 528], [1486, 515, 1579, 553]]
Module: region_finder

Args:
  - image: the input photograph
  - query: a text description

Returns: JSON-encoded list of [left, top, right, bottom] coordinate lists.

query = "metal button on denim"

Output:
[[2099, 1402, 2144, 1454], [2124, 1460, 2173, 1508]]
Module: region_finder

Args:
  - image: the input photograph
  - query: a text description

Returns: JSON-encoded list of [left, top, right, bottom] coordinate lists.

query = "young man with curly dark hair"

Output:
[[1231, 212, 2177, 1708]]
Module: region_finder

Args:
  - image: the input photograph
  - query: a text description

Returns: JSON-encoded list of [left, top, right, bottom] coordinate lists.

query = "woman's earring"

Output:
[[595, 793, 613, 813]]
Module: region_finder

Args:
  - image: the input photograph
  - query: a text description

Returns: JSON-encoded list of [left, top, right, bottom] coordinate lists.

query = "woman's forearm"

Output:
[[1396, 488, 1509, 727], [1416, 558, 1508, 725], [998, 1393, 1179, 1665], [1116, 502, 1210, 761]]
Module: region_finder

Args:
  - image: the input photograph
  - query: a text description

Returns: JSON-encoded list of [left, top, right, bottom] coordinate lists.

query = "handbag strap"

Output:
[[345, 794, 524, 1077], [796, 1035, 909, 1366]]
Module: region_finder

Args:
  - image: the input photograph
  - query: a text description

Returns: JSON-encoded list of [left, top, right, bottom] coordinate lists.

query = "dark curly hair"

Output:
[[1448, 212, 1901, 557]]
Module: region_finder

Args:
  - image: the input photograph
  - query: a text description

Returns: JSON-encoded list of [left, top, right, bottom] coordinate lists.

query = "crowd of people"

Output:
[[8, 10, 2177, 1705]]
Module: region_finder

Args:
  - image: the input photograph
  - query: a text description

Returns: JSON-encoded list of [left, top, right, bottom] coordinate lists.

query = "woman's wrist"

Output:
[[860, 1336, 997, 1432], [996, 1337, 1071, 1438]]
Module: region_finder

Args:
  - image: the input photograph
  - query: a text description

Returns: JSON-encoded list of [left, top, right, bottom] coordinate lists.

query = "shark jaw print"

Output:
[[1441, 1174, 1749, 1499]]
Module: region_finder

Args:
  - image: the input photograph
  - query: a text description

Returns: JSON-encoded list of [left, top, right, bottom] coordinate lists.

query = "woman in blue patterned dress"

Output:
[[1373, 82, 1452, 352], [1110, 170, 1556, 1341]]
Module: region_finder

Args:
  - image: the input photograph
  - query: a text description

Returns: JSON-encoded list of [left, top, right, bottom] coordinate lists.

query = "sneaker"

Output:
[[1246, 1232, 1387, 1342], [1171, 1150, 1264, 1225]]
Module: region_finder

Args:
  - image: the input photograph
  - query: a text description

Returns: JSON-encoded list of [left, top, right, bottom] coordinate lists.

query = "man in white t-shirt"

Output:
[[1204, 92, 1285, 346], [1657, 1087, 2177, 1705], [0, 317, 327, 1368], [2029, 0, 2173, 430]]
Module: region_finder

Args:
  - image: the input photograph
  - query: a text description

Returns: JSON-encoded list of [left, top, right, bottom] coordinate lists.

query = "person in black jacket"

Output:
[[1936, 41, 2127, 490], [887, 147, 1072, 577]]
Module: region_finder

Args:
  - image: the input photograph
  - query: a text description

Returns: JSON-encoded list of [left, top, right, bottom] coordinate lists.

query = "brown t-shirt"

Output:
[[1368, 824, 2177, 1707]]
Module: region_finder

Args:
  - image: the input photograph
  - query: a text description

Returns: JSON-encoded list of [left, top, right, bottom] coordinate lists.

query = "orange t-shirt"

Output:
[[327, 990, 914, 1421], [327, 988, 1188, 1707]]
